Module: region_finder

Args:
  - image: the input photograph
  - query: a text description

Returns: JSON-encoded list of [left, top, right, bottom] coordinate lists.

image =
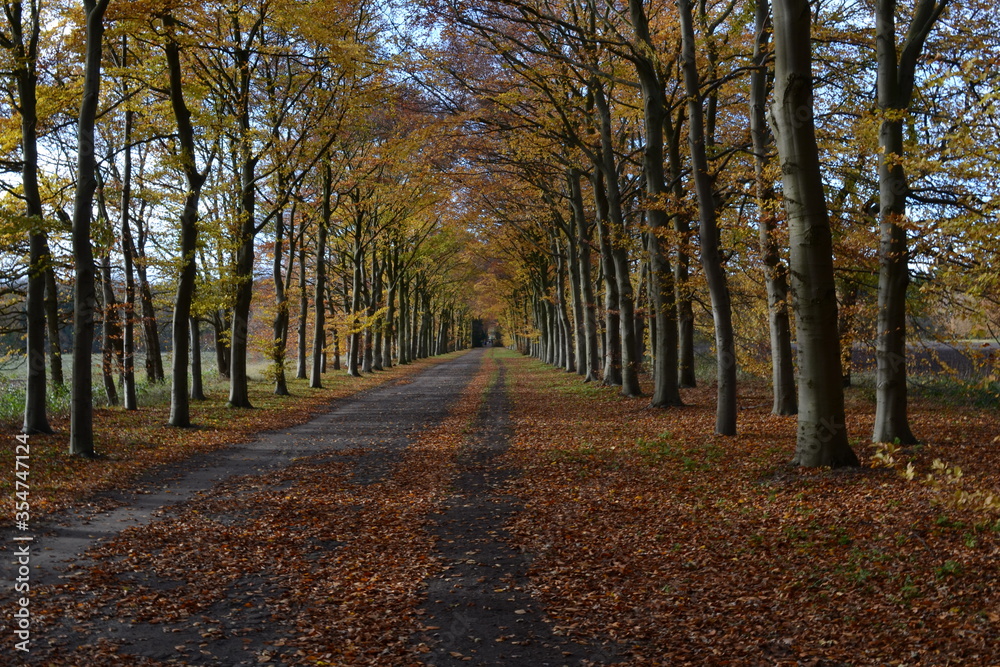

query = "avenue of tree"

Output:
[[3, 0, 1000, 466]]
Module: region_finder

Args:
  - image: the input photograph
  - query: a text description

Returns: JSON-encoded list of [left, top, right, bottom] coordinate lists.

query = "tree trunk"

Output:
[[70, 0, 110, 456], [272, 210, 290, 396], [628, 0, 682, 407], [43, 237, 63, 388], [679, 0, 737, 435], [594, 82, 642, 397], [568, 171, 600, 382], [771, 0, 859, 466], [213, 310, 230, 379], [872, 0, 945, 444], [347, 235, 363, 377], [99, 253, 120, 407], [119, 93, 138, 410], [296, 245, 308, 379], [137, 262, 164, 383], [666, 107, 697, 388], [190, 316, 205, 401], [751, 0, 797, 416], [310, 166, 331, 389], [382, 250, 397, 369], [165, 14, 208, 427], [592, 171, 622, 386], [10, 0, 53, 434]]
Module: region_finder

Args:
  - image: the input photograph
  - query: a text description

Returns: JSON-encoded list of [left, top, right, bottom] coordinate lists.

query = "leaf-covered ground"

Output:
[[499, 351, 1000, 665], [4, 348, 999, 665]]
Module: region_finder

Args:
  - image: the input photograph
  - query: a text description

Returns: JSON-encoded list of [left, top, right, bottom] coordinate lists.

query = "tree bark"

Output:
[[311, 165, 331, 389], [99, 253, 120, 407], [296, 244, 308, 379], [771, 0, 859, 466], [751, 0, 797, 416], [628, 0, 682, 407], [165, 13, 208, 428], [666, 108, 697, 388], [593, 82, 641, 397], [119, 91, 138, 410], [568, 171, 599, 382], [872, 0, 946, 444], [8, 0, 53, 434], [591, 171, 622, 386], [679, 0, 737, 435], [43, 237, 63, 388], [272, 210, 291, 396], [190, 316, 205, 401], [69, 0, 110, 456]]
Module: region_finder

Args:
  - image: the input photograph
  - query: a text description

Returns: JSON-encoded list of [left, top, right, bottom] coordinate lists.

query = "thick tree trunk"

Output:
[[227, 157, 257, 409], [679, 0, 737, 434], [565, 234, 585, 375], [628, 0, 682, 407], [11, 0, 53, 434], [751, 0, 797, 416], [70, 0, 110, 456], [382, 252, 396, 369], [347, 238, 363, 377], [771, 0, 858, 466]]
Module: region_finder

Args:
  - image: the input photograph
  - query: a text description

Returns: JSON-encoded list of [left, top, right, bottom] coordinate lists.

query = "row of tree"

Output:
[[3, 0, 478, 455], [409, 0, 1000, 465]]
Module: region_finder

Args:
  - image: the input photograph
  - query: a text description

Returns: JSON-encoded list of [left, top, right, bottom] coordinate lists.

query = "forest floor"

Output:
[[2, 348, 999, 665]]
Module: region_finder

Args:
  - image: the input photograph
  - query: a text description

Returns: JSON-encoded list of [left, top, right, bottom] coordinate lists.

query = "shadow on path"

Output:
[[416, 360, 621, 666]]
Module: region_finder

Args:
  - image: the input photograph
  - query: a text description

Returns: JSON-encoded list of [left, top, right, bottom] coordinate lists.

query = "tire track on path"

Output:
[[416, 354, 620, 666]]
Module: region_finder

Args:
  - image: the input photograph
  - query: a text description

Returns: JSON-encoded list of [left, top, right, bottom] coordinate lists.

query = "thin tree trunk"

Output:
[[119, 94, 138, 410], [593, 82, 641, 396], [99, 253, 120, 407], [310, 165, 331, 389], [751, 0, 797, 415], [165, 13, 208, 427], [190, 316, 205, 401], [296, 244, 308, 379], [872, 0, 945, 444], [70, 0, 110, 456], [679, 0, 737, 434], [43, 237, 63, 388], [569, 171, 600, 382]]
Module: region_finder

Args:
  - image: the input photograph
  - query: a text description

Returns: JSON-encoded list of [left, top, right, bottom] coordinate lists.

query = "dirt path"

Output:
[[1, 350, 621, 666], [415, 362, 620, 666], [3, 353, 480, 665]]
